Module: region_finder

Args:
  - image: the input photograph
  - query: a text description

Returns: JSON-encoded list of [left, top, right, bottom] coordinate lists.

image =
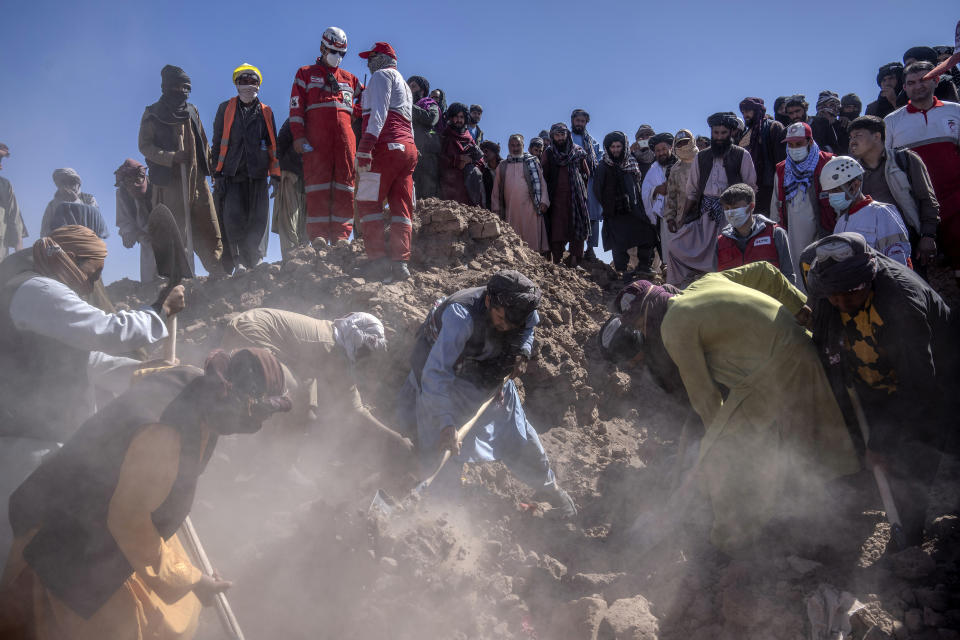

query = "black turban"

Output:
[[649, 132, 675, 148], [876, 62, 904, 87], [841, 93, 862, 109], [571, 108, 590, 122], [487, 270, 541, 324], [802, 233, 879, 298], [707, 111, 739, 130], [161, 65, 190, 89], [903, 46, 938, 65], [407, 75, 430, 96]]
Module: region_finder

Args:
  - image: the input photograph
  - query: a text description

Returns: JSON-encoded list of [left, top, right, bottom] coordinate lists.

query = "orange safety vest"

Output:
[[215, 97, 281, 177]]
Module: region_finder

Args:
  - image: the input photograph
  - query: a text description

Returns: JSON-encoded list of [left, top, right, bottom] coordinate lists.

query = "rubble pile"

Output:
[[107, 199, 960, 640]]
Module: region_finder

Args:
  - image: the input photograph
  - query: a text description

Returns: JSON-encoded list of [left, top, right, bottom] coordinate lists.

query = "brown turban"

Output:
[[33, 225, 108, 295], [114, 158, 149, 196]]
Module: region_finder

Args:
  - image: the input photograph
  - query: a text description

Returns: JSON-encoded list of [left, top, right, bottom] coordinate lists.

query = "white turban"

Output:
[[333, 312, 387, 362]]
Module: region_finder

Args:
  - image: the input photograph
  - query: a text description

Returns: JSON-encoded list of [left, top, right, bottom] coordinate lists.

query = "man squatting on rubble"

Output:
[[397, 270, 577, 517]]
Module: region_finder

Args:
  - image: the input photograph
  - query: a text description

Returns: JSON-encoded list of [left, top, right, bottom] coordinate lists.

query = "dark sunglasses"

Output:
[[236, 76, 260, 86]]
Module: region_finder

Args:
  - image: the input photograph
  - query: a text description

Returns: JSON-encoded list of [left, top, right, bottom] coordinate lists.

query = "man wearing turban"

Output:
[[803, 232, 958, 547], [0, 226, 186, 563], [0, 349, 290, 640]]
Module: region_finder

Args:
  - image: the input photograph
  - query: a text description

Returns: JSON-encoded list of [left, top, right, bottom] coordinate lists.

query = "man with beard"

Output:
[[138, 65, 224, 275], [570, 109, 603, 261], [541, 123, 592, 267], [528, 137, 545, 160], [640, 132, 677, 276], [289, 27, 363, 246], [810, 91, 850, 155], [468, 105, 484, 144], [774, 97, 792, 127], [886, 61, 960, 288], [355, 42, 418, 283], [671, 112, 756, 287], [594, 131, 651, 278], [785, 95, 811, 125], [397, 270, 577, 518], [772, 122, 835, 289], [492, 134, 549, 253], [738, 97, 786, 214], [0, 144, 27, 262], [439, 102, 483, 206], [212, 63, 280, 273], [40, 169, 101, 237], [407, 75, 441, 199], [841, 94, 862, 120], [0, 349, 290, 640], [867, 63, 904, 119]]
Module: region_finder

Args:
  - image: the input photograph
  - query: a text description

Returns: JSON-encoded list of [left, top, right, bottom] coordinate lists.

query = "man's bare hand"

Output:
[[538, 202, 548, 214], [918, 236, 937, 266], [162, 284, 186, 316], [653, 183, 668, 197], [193, 573, 232, 607], [794, 305, 812, 328], [438, 426, 460, 456], [293, 138, 309, 154]]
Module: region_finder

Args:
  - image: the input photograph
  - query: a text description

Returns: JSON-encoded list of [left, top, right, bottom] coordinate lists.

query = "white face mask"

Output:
[[788, 145, 809, 163], [324, 51, 344, 67], [637, 139, 650, 149], [237, 85, 259, 104], [725, 205, 752, 228]]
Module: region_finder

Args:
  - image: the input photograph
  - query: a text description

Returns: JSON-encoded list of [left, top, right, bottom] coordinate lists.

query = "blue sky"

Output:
[[2, 0, 956, 282]]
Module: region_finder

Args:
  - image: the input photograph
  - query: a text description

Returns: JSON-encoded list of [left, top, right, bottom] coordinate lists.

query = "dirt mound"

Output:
[[107, 199, 960, 640]]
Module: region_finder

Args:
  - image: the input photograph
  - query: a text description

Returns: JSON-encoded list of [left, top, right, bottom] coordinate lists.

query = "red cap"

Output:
[[783, 122, 813, 143], [358, 42, 397, 60]]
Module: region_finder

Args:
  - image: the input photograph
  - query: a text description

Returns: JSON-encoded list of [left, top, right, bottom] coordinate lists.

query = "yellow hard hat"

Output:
[[232, 63, 262, 84]]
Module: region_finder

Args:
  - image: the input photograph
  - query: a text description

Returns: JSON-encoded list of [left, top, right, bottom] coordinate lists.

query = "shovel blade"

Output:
[[369, 489, 397, 516]]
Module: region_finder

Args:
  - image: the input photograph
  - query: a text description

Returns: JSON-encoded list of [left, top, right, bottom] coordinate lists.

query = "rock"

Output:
[[916, 589, 950, 612], [862, 626, 893, 640], [541, 554, 568, 580], [599, 595, 659, 639], [570, 572, 625, 593], [786, 555, 822, 575], [924, 607, 946, 627], [484, 540, 503, 557], [468, 219, 501, 239], [905, 609, 924, 633], [890, 547, 936, 580], [554, 596, 607, 640], [378, 556, 398, 572]]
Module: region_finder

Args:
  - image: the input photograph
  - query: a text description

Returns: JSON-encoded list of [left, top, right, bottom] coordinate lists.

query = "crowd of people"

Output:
[[0, 23, 959, 640]]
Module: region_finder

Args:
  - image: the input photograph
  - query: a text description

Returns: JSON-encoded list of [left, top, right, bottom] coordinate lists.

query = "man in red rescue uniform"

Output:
[[355, 42, 418, 282], [289, 27, 362, 245]]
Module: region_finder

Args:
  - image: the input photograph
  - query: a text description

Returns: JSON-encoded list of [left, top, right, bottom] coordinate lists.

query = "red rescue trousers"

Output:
[[303, 109, 356, 242], [357, 141, 418, 261]]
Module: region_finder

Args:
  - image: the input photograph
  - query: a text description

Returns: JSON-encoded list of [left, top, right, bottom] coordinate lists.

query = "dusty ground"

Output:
[[109, 199, 960, 639]]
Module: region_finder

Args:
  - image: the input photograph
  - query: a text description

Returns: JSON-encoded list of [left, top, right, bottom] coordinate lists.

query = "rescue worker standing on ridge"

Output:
[[289, 27, 363, 246], [356, 42, 418, 283], [212, 63, 281, 273]]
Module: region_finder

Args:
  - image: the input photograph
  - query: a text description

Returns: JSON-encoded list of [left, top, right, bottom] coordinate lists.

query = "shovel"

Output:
[[846, 385, 908, 550], [147, 204, 194, 362], [180, 515, 245, 640], [370, 377, 507, 516]]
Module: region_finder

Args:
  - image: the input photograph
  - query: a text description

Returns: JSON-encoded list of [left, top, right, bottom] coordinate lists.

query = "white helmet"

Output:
[[322, 26, 348, 53], [820, 156, 865, 191]]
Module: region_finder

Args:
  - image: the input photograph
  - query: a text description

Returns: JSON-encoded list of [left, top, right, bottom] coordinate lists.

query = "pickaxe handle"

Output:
[[180, 516, 245, 640]]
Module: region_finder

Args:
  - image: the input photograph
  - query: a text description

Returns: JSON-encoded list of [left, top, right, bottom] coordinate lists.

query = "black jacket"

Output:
[[276, 118, 302, 176], [811, 254, 958, 453], [211, 99, 277, 179]]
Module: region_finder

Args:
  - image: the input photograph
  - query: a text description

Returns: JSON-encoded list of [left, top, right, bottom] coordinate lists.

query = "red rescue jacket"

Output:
[[717, 221, 780, 271]]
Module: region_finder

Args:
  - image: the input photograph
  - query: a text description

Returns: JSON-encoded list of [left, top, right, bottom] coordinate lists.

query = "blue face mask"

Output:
[[828, 190, 853, 213]]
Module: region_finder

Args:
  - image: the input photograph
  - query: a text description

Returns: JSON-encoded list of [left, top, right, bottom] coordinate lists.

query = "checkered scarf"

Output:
[[498, 153, 544, 212], [783, 139, 822, 202]]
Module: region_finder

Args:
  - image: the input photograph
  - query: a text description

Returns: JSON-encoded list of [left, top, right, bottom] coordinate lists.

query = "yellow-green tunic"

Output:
[[661, 263, 859, 551]]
